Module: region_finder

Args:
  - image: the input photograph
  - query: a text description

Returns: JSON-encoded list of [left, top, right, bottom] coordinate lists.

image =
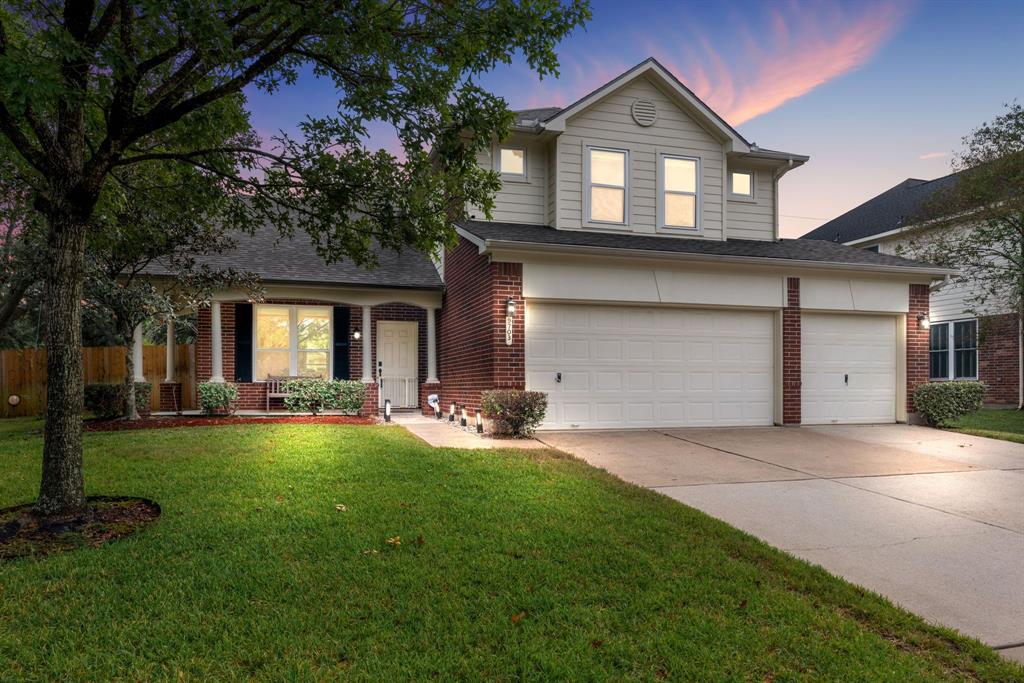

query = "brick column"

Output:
[[782, 277, 801, 425], [907, 284, 931, 414], [159, 383, 182, 413], [360, 382, 379, 417]]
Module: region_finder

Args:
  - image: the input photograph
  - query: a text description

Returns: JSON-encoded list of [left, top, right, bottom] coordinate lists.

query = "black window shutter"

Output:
[[333, 306, 351, 380], [234, 303, 253, 382]]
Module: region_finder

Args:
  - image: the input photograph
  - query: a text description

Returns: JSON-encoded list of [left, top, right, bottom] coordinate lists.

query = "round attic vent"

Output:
[[631, 98, 657, 127]]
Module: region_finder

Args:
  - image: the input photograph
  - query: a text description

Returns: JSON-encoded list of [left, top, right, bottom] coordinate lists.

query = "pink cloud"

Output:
[[919, 151, 948, 160]]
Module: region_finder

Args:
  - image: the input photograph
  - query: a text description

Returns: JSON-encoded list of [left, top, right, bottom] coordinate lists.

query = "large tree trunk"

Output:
[[35, 212, 89, 517], [124, 340, 140, 421]]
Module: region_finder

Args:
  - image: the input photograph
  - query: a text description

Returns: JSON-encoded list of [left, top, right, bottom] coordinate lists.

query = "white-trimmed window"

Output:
[[658, 154, 699, 230], [499, 146, 526, 178], [586, 147, 628, 224], [254, 305, 332, 380], [729, 170, 754, 199], [929, 319, 978, 380]]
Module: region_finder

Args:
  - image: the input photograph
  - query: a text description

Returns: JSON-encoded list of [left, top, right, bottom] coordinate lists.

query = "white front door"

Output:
[[801, 313, 897, 424], [377, 321, 418, 407], [526, 303, 774, 430]]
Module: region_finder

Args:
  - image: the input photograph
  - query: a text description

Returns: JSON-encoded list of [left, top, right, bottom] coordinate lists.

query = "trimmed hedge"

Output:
[[480, 389, 548, 438], [283, 378, 365, 415], [84, 382, 151, 419], [198, 382, 239, 415], [913, 380, 987, 427]]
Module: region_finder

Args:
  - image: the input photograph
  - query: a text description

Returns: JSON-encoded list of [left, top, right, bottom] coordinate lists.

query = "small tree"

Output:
[[899, 103, 1024, 408]]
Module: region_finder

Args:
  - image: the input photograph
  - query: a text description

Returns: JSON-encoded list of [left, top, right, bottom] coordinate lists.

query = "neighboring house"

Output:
[[801, 172, 1021, 407], [147, 58, 951, 428]]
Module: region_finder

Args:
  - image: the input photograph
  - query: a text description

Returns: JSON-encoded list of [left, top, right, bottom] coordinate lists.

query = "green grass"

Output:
[[0, 419, 1019, 681], [950, 408, 1024, 444]]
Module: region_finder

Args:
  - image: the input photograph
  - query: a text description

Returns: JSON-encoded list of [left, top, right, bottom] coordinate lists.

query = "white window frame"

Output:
[[584, 145, 629, 226], [929, 318, 978, 381], [253, 304, 333, 381], [728, 169, 756, 200], [657, 153, 700, 232], [498, 145, 527, 180]]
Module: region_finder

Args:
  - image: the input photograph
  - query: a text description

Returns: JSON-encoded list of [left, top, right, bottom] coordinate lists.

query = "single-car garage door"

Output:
[[801, 313, 897, 424], [526, 303, 774, 429]]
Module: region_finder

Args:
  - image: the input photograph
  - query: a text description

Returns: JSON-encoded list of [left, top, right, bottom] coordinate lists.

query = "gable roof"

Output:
[[144, 222, 444, 290], [801, 171, 963, 244], [456, 220, 950, 276]]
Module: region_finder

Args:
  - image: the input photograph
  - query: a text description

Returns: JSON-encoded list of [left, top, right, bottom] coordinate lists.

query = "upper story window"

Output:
[[729, 170, 754, 199], [659, 154, 698, 230], [929, 319, 978, 380], [586, 147, 628, 224], [499, 146, 526, 178], [255, 305, 331, 380]]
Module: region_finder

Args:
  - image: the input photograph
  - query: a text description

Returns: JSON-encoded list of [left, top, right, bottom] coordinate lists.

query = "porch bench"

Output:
[[264, 375, 322, 411]]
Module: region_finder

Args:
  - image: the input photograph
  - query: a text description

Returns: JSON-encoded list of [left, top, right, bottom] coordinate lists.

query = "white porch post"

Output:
[[210, 301, 225, 382], [361, 305, 372, 382], [132, 324, 145, 381], [426, 307, 439, 383], [164, 318, 176, 382]]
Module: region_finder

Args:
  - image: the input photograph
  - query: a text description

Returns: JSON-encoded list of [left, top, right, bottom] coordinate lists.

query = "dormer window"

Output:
[[586, 147, 628, 224], [658, 154, 698, 230], [729, 170, 754, 199], [499, 146, 526, 178]]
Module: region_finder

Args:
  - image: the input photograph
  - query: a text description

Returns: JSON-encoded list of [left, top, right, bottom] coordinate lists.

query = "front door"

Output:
[[377, 321, 418, 407]]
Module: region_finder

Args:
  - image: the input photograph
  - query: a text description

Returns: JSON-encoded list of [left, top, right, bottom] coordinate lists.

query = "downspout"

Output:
[[773, 158, 795, 241]]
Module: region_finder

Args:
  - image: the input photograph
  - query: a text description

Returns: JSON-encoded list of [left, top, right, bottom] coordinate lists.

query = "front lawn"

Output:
[[950, 408, 1024, 444], [0, 420, 1018, 680]]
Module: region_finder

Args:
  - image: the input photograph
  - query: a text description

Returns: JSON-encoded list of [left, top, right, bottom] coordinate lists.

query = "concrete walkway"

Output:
[[392, 413, 546, 449], [536, 424, 1024, 663]]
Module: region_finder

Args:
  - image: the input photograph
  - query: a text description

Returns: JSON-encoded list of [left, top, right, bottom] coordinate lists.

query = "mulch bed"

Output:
[[84, 415, 375, 432], [0, 496, 160, 561]]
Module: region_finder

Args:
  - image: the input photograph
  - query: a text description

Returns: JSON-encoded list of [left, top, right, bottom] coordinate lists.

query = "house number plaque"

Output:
[[505, 316, 513, 346]]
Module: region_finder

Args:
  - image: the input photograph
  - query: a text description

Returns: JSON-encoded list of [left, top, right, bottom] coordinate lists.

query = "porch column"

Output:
[[210, 301, 225, 382], [361, 305, 372, 382], [132, 324, 145, 381], [164, 318, 175, 382], [426, 307, 439, 383]]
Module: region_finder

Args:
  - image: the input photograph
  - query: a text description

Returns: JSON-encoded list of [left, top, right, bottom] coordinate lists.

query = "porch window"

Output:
[[929, 319, 977, 380], [254, 305, 331, 380]]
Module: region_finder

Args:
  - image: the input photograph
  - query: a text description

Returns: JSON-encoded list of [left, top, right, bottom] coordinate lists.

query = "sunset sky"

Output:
[[246, 0, 1024, 238]]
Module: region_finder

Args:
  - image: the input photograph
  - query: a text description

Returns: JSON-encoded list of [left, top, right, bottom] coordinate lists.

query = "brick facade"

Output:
[[195, 299, 428, 415], [907, 284, 931, 414], [978, 312, 1020, 406], [437, 238, 525, 415], [782, 277, 801, 425], [159, 383, 182, 413]]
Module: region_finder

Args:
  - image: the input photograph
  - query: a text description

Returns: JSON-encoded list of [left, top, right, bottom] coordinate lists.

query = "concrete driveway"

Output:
[[536, 424, 1024, 662]]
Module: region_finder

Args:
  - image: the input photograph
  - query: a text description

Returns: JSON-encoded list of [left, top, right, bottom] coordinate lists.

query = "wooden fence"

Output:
[[0, 344, 195, 417]]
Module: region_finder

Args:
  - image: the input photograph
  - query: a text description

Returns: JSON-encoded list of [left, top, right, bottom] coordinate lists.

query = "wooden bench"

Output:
[[265, 375, 322, 411]]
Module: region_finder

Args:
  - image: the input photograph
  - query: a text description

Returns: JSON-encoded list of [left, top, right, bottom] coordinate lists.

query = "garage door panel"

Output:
[[527, 303, 774, 429], [802, 313, 897, 425]]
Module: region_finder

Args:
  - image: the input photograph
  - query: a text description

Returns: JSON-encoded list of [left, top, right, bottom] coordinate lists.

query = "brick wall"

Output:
[[978, 312, 1020, 405], [782, 277, 801, 425], [438, 238, 525, 414], [907, 284, 931, 414]]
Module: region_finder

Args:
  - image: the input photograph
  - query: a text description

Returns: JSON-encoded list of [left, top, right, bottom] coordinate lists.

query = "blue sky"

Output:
[[245, 0, 1024, 237]]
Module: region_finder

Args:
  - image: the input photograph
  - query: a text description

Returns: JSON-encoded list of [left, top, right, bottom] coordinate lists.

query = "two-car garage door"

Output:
[[526, 303, 774, 429]]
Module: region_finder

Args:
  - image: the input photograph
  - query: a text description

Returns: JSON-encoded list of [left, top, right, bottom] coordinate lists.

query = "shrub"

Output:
[[283, 378, 366, 415], [480, 390, 548, 438], [198, 382, 239, 415], [913, 380, 987, 427], [84, 382, 151, 418]]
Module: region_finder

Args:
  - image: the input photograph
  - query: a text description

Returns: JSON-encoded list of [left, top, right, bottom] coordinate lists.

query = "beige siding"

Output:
[[726, 166, 775, 241], [556, 76, 726, 239], [546, 139, 557, 225], [473, 134, 547, 225]]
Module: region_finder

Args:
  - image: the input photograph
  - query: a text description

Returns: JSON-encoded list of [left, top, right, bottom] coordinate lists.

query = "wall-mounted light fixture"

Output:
[[506, 297, 517, 318], [917, 314, 930, 330], [476, 411, 483, 434], [352, 329, 362, 340], [384, 398, 392, 422]]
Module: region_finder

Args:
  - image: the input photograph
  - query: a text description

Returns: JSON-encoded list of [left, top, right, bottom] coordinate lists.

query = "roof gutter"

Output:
[[458, 230, 954, 278]]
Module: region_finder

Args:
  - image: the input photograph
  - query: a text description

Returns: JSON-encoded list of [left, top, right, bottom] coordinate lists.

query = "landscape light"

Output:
[[460, 405, 467, 428], [449, 403, 456, 422], [476, 411, 483, 434], [384, 399, 392, 422]]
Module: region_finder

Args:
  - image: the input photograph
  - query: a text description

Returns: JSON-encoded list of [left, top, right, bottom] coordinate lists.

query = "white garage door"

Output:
[[525, 303, 774, 429], [802, 313, 897, 425]]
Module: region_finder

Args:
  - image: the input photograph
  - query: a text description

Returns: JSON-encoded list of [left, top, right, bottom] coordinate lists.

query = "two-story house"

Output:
[[802, 171, 1022, 408], [154, 58, 950, 428]]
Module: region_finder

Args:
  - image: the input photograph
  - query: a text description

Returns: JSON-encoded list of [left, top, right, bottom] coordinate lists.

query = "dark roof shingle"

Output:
[[801, 172, 962, 244], [457, 220, 946, 272]]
